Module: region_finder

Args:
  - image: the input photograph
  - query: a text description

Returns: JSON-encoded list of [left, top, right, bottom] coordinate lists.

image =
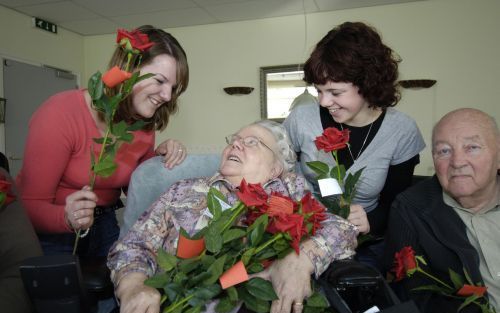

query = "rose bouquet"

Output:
[[73, 28, 155, 253], [306, 127, 364, 219], [144, 180, 331, 313], [392, 246, 496, 313]]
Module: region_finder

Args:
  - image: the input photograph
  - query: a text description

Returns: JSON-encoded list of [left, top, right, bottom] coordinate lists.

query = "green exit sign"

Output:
[[32, 17, 57, 34]]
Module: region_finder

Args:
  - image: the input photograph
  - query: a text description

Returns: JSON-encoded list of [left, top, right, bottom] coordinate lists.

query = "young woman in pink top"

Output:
[[17, 25, 190, 257]]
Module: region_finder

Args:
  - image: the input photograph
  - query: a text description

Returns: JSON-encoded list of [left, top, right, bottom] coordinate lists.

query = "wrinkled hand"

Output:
[[251, 249, 314, 313], [155, 139, 187, 169], [64, 185, 97, 231], [348, 204, 370, 234], [117, 272, 161, 313]]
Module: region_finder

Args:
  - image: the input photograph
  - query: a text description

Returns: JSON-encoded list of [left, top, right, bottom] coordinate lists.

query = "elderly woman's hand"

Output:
[[117, 272, 161, 313], [348, 204, 370, 234], [251, 244, 315, 313], [155, 139, 187, 169], [64, 185, 97, 231]]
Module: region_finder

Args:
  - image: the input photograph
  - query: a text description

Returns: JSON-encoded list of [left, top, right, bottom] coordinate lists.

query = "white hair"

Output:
[[252, 120, 297, 173]]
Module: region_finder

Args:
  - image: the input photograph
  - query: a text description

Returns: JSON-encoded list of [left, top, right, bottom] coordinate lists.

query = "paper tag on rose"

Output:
[[318, 178, 343, 197], [201, 196, 232, 219]]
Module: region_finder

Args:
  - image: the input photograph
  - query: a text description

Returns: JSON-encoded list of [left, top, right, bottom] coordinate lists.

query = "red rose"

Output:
[[267, 213, 305, 254], [102, 66, 132, 88], [116, 29, 154, 52], [300, 193, 327, 235], [0, 179, 15, 206], [393, 246, 417, 281], [237, 179, 268, 207], [457, 284, 487, 297], [314, 127, 350, 152]]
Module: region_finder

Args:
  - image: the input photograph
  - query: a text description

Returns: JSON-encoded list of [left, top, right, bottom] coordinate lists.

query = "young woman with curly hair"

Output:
[[284, 21, 425, 269]]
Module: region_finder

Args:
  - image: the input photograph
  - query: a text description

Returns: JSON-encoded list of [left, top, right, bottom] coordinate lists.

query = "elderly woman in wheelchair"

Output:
[[108, 120, 358, 313]]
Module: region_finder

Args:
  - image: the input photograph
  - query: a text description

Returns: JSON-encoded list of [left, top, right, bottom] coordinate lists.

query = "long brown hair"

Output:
[[101, 25, 189, 131]]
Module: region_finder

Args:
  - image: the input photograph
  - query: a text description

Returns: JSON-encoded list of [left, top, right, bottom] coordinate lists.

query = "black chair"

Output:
[[318, 260, 420, 313], [20, 255, 114, 313]]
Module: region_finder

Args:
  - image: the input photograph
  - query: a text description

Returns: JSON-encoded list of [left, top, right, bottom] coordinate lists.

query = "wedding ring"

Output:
[[293, 302, 303, 306], [178, 149, 183, 152]]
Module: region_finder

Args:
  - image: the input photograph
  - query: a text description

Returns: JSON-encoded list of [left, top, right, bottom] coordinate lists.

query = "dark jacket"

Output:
[[384, 176, 487, 313]]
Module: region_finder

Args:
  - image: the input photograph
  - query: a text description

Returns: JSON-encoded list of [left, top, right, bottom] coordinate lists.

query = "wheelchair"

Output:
[[318, 259, 420, 313]]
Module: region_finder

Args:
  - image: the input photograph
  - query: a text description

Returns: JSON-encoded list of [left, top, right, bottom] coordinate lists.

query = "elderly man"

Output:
[[384, 108, 499, 313]]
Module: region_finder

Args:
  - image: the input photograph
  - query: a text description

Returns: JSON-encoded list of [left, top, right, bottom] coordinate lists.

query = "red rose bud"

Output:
[[393, 246, 417, 281], [116, 29, 154, 52], [314, 127, 350, 152], [102, 66, 132, 88], [268, 194, 294, 215], [219, 261, 249, 289], [457, 284, 487, 297]]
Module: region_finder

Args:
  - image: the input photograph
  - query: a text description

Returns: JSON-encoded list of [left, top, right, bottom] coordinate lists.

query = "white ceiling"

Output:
[[0, 0, 424, 36]]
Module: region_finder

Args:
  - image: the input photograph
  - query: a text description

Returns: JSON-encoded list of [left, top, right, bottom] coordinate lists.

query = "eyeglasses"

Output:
[[225, 134, 274, 154]]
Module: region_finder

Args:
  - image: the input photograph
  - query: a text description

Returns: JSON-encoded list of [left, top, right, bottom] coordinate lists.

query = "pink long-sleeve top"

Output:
[[17, 89, 156, 233]]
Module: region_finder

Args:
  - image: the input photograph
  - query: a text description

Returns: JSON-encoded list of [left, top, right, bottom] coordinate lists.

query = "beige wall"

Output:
[[2, 0, 499, 176], [0, 5, 84, 152]]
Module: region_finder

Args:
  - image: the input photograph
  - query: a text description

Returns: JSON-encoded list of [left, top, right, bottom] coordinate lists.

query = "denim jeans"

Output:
[[38, 210, 120, 257]]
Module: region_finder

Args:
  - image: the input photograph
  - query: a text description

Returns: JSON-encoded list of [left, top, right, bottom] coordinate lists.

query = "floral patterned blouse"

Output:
[[108, 172, 358, 286]]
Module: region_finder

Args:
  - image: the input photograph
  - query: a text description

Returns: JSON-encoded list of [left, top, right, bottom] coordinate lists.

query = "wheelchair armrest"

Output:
[[324, 259, 382, 287], [80, 256, 114, 298]]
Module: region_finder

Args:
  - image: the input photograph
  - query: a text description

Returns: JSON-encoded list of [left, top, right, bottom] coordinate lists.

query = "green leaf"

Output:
[[207, 188, 223, 220], [185, 305, 202, 313], [241, 248, 255, 266], [189, 271, 212, 287], [222, 229, 246, 244], [179, 258, 200, 273], [448, 268, 464, 290], [217, 298, 238, 313], [412, 284, 450, 294], [239, 287, 270, 313], [164, 282, 183, 301], [127, 120, 146, 131], [344, 168, 364, 200], [122, 71, 140, 94], [305, 292, 329, 308], [330, 165, 346, 181], [227, 286, 238, 302], [144, 273, 169, 288], [247, 214, 268, 233], [157, 249, 178, 272], [205, 224, 223, 253], [338, 204, 350, 219], [246, 263, 264, 274], [457, 294, 480, 312], [215, 296, 237, 313], [249, 219, 266, 247], [88, 72, 103, 100], [463, 268, 474, 285], [306, 161, 329, 176], [92, 158, 117, 177], [245, 277, 278, 301], [203, 255, 227, 285], [190, 284, 221, 301]]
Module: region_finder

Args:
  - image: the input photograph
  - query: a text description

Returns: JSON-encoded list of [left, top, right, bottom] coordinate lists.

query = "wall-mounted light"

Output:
[[223, 86, 254, 95], [398, 79, 437, 89]]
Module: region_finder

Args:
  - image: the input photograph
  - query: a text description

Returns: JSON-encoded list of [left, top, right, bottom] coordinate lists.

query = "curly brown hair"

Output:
[[303, 22, 401, 109], [102, 25, 189, 131]]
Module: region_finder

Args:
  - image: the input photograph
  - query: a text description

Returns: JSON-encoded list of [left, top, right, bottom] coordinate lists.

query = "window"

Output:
[[260, 64, 317, 121]]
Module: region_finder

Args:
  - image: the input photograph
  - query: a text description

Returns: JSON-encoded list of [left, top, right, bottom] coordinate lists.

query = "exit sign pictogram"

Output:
[[32, 17, 57, 34]]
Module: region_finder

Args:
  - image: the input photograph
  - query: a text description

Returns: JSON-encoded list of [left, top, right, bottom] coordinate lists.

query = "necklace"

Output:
[[340, 122, 374, 162]]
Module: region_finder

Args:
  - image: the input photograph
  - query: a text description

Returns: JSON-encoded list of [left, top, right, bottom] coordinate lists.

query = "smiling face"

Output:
[[432, 110, 500, 209], [315, 81, 377, 126], [131, 54, 177, 119], [219, 125, 283, 186]]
